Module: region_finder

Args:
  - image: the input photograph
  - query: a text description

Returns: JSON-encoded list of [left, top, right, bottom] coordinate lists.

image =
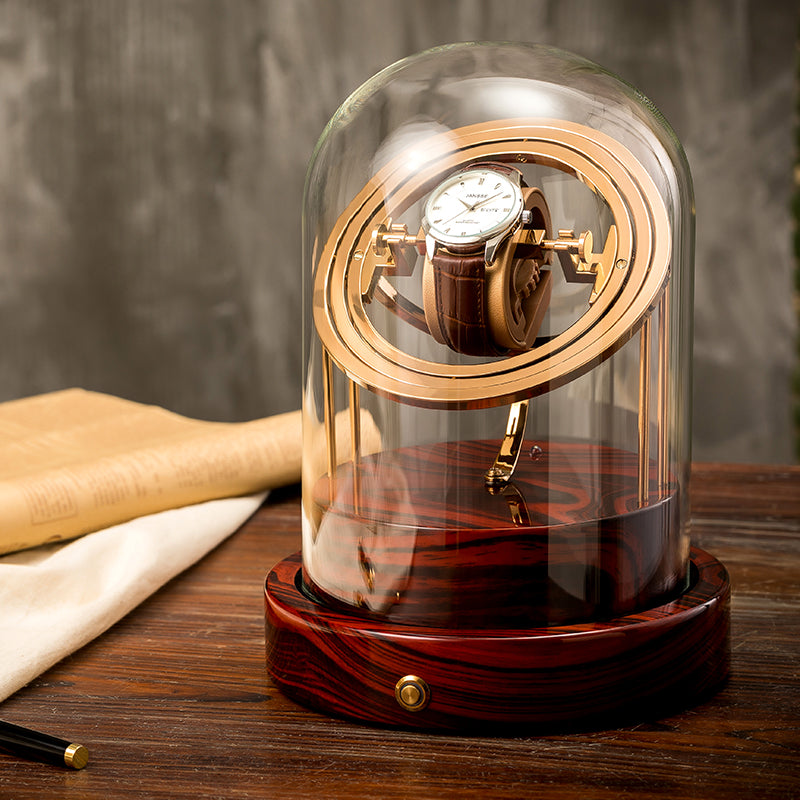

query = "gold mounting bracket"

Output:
[[540, 227, 620, 304], [543, 228, 596, 281], [362, 221, 425, 303]]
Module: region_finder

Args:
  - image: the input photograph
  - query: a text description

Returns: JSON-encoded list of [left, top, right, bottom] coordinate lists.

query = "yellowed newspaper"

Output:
[[0, 389, 305, 554]]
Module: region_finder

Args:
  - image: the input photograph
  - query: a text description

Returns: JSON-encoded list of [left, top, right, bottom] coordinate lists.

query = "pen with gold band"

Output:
[[0, 719, 88, 770]]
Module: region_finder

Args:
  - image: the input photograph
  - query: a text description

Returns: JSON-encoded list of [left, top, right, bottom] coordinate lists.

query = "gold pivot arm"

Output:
[[540, 228, 596, 282], [362, 220, 425, 303], [371, 221, 424, 275], [536, 226, 619, 304], [484, 399, 529, 488]]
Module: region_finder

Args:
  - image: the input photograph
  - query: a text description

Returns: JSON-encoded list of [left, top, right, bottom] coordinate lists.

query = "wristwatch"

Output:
[[420, 162, 551, 356]]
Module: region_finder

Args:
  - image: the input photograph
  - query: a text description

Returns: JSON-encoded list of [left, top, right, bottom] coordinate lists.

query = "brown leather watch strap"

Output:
[[422, 169, 550, 357], [430, 250, 504, 356]]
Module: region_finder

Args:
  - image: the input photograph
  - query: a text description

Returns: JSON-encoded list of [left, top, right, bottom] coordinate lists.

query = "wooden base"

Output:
[[265, 547, 730, 731], [308, 440, 687, 627]]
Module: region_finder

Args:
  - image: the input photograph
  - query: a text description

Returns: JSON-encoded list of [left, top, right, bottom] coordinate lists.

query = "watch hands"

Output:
[[440, 191, 507, 226], [440, 206, 471, 226]]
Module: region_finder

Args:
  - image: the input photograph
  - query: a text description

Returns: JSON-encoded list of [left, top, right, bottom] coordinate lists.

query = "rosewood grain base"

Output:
[[306, 440, 688, 628], [265, 547, 730, 731]]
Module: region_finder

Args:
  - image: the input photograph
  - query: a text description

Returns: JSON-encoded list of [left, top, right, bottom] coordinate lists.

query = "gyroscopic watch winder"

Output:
[[265, 43, 729, 730]]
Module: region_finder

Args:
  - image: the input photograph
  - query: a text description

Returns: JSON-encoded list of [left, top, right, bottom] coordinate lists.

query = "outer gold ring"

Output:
[[313, 119, 670, 409]]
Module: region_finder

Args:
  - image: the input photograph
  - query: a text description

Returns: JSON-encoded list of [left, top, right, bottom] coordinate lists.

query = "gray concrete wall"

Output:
[[0, 0, 795, 463]]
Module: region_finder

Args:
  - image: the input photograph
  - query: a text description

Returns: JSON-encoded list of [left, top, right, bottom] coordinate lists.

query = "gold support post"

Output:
[[638, 317, 652, 507], [484, 400, 529, 489], [349, 379, 362, 514], [657, 291, 670, 495], [322, 347, 336, 505]]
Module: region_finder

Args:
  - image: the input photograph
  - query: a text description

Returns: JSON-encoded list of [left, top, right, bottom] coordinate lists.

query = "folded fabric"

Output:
[[0, 491, 265, 702]]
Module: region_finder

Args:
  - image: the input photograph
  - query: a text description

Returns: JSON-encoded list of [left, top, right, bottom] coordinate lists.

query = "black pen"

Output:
[[0, 719, 88, 769]]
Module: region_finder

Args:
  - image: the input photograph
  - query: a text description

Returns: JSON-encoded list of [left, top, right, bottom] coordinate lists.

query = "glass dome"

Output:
[[300, 42, 694, 630]]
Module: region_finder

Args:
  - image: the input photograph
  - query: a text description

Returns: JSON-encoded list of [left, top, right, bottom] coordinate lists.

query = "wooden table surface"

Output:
[[1, 464, 798, 800]]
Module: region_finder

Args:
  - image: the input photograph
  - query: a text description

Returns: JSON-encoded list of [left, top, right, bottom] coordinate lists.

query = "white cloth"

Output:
[[0, 492, 266, 702]]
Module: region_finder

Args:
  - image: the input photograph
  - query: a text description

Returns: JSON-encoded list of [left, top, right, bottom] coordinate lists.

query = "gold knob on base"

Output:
[[394, 675, 430, 712]]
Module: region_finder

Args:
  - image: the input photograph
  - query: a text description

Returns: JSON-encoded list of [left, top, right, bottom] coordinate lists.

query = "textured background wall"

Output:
[[0, 0, 795, 463]]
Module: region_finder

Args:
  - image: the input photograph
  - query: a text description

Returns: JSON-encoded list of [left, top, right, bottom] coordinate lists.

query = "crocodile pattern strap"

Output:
[[431, 250, 503, 356], [426, 163, 527, 357]]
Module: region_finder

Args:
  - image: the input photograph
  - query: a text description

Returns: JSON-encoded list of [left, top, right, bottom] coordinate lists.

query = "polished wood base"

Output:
[[265, 547, 730, 731], [308, 440, 687, 628]]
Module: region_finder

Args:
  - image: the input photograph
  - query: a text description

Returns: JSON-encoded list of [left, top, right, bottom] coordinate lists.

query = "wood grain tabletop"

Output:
[[0, 465, 798, 800]]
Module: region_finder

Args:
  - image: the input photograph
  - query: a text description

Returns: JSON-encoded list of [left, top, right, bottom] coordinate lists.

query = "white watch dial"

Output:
[[423, 168, 523, 247]]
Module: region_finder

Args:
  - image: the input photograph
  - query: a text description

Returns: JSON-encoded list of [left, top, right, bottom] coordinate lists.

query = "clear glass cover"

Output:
[[301, 43, 694, 628]]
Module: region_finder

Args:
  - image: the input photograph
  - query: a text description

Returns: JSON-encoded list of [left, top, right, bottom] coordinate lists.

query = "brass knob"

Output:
[[394, 675, 430, 712]]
